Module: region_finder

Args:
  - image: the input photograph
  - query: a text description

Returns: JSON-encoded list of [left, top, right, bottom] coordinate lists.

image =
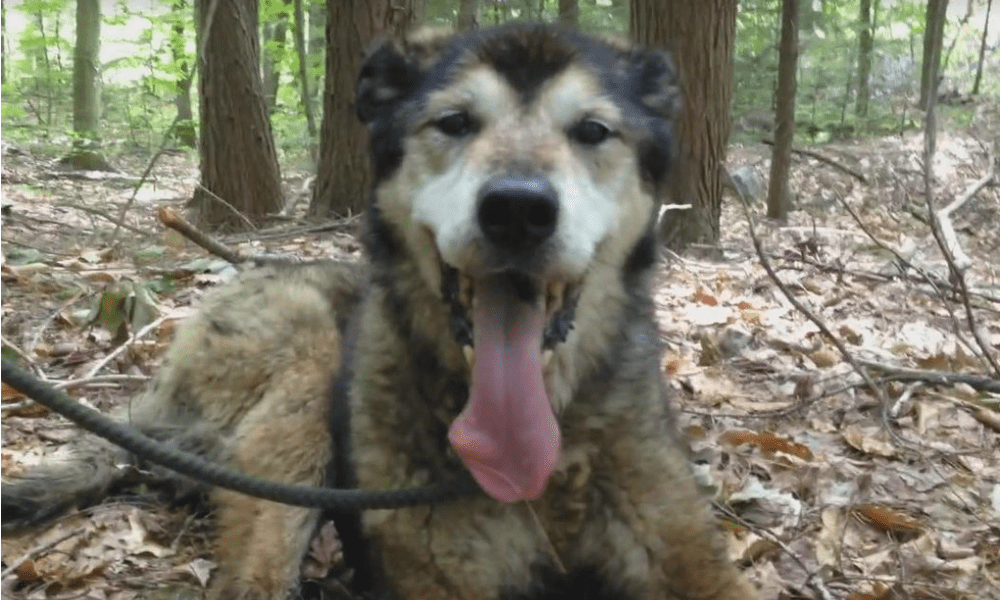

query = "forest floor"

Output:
[[1, 113, 999, 600]]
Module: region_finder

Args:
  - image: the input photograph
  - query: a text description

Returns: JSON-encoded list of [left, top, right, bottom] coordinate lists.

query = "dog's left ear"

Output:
[[356, 29, 456, 125], [627, 48, 681, 120]]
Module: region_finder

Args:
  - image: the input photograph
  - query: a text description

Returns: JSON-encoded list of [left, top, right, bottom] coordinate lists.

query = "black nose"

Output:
[[477, 176, 559, 253]]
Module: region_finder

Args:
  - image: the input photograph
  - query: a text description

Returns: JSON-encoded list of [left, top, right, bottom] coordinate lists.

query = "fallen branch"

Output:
[[921, 96, 1000, 377], [159, 207, 246, 265], [860, 359, 1000, 394], [761, 138, 868, 184]]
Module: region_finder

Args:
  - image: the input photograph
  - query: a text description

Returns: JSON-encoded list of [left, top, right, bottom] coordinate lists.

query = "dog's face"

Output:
[[357, 24, 678, 504]]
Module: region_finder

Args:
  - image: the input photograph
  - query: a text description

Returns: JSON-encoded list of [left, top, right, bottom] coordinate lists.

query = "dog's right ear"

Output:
[[356, 29, 456, 125], [356, 40, 419, 124]]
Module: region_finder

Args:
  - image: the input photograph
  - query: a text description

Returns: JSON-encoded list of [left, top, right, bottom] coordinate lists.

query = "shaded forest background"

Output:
[[1, 0, 997, 236]]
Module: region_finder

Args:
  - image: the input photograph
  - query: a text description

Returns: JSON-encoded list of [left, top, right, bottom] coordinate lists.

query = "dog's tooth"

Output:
[[547, 282, 566, 314], [542, 349, 553, 368], [460, 275, 475, 308], [463, 345, 475, 368]]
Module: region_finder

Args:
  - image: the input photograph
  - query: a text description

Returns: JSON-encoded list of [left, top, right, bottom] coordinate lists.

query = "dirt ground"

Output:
[[2, 121, 998, 600]]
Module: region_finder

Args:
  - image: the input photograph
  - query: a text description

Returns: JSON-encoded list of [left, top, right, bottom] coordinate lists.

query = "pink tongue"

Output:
[[448, 275, 561, 503]]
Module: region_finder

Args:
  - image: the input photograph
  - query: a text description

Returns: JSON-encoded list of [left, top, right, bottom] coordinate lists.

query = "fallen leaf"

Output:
[[853, 504, 923, 540]]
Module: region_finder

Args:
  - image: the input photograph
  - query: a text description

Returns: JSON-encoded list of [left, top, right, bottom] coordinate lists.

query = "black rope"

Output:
[[1, 360, 477, 510]]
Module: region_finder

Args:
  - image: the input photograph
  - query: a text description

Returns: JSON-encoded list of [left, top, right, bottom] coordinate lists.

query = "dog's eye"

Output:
[[568, 119, 611, 145], [435, 112, 476, 137]]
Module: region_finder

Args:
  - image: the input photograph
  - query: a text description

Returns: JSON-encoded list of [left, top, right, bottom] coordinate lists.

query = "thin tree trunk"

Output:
[[632, 0, 736, 250], [919, 0, 949, 108], [558, 0, 578, 27], [310, 0, 421, 217], [307, 2, 325, 110], [767, 0, 798, 221], [855, 0, 873, 118], [261, 3, 289, 115], [66, 0, 109, 170], [171, 0, 196, 148], [972, 0, 993, 95], [293, 0, 317, 160], [457, 0, 480, 31], [192, 0, 284, 230]]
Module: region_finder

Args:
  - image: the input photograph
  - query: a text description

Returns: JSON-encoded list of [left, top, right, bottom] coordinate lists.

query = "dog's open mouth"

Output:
[[441, 266, 577, 503]]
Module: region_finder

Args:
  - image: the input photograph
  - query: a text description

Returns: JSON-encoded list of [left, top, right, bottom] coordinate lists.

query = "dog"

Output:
[[3, 24, 759, 600]]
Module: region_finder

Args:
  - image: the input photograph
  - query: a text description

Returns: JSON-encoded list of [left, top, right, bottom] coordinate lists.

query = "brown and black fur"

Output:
[[4, 24, 759, 600]]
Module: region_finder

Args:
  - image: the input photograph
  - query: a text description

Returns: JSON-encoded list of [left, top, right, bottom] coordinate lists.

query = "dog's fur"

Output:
[[3, 24, 759, 600]]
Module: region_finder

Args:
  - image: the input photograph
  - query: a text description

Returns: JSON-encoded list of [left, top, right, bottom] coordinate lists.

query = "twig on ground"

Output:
[[54, 373, 151, 390], [221, 214, 363, 244], [889, 381, 923, 418], [735, 199, 887, 406], [836, 194, 982, 360], [921, 98, 1000, 377], [1, 335, 41, 374], [28, 291, 86, 356], [83, 315, 170, 380], [859, 359, 1000, 393], [0, 528, 86, 580], [159, 207, 246, 265], [761, 138, 868, 184], [59, 202, 154, 238], [714, 503, 837, 600], [109, 114, 184, 246]]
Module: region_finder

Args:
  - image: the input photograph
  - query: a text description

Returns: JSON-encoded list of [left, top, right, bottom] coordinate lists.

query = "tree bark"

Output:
[[972, 0, 993, 95], [855, 0, 873, 118], [767, 0, 798, 221], [261, 0, 290, 115], [919, 0, 949, 109], [632, 0, 736, 250], [558, 0, 578, 28], [192, 0, 284, 230], [66, 0, 109, 169], [310, 0, 421, 217], [457, 0, 480, 31], [293, 0, 317, 160]]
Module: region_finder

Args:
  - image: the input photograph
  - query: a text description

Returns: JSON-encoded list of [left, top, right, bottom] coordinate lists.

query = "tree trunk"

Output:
[[171, 0, 196, 148], [308, 2, 325, 111], [310, 0, 421, 217], [192, 0, 284, 230], [855, 0, 873, 118], [66, 0, 109, 170], [261, 1, 289, 115], [972, 0, 993, 95], [632, 0, 736, 250], [558, 0, 578, 27], [457, 0, 480, 31], [767, 0, 798, 221], [293, 0, 317, 160], [919, 0, 949, 109]]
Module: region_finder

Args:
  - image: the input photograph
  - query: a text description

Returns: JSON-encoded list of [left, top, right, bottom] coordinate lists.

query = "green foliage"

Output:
[[3, 0, 74, 139], [2, 0, 994, 162]]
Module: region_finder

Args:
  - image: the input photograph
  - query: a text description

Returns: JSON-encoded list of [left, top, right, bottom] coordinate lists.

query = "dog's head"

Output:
[[357, 24, 679, 504]]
